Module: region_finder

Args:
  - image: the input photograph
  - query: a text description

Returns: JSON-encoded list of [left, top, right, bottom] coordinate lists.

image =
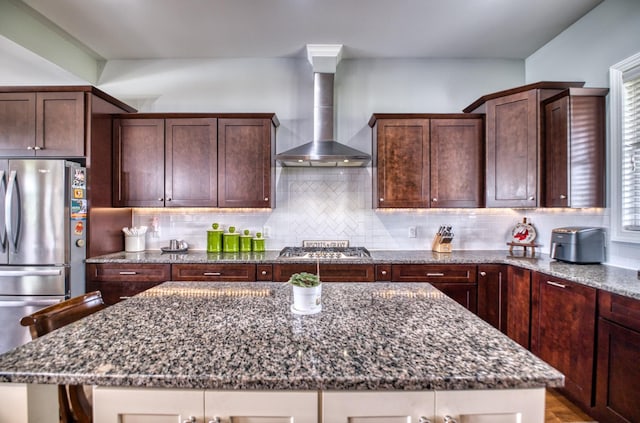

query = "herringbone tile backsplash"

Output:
[[133, 168, 607, 253]]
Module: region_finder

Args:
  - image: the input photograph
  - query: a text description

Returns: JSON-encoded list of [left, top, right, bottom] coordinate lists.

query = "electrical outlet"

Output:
[[262, 226, 271, 238], [408, 226, 417, 238]]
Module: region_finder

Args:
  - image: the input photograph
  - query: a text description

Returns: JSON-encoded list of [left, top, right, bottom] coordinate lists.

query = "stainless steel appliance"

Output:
[[550, 227, 605, 264], [0, 160, 87, 354], [279, 240, 371, 260]]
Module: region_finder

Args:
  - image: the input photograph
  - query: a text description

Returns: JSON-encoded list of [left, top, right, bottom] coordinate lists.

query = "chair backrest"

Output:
[[20, 291, 106, 423], [20, 291, 107, 339]]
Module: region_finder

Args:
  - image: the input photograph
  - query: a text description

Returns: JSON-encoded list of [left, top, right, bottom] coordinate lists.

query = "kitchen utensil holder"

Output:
[[125, 235, 145, 252], [432, 234, 452, 253]]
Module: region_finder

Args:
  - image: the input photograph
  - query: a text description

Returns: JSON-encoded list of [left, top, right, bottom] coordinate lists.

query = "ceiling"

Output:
[[16, 0, 603, 61]]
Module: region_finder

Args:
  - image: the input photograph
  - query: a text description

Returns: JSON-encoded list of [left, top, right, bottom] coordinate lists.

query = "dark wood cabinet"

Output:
[[113, 117, 217, 207], [273, 263, 375, 282], [370, 114, 483, 208], [531, 272, 596, 409], [0, 91, 84, 157], [113, 115, 276, 208], [372, 118, 430, 208], [218, 118, 274, 208], [594, 291, 640, 423], [506, 266, 531, 349], [477, 264, 508, 333], [464, 82, 584, 208], [171, 264, 256, 282], [543, 88, 607, 208], [430, 118, 484, 207], [86, 263, 171, 305], [391, 264, 477, 313]]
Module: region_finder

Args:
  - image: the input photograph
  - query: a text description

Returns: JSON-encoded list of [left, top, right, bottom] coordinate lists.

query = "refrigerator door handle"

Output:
[[0, 268, 63, 277], [0, 298, 63, 308], [5, 170, 20, 252], [0, 170, 6, 252]]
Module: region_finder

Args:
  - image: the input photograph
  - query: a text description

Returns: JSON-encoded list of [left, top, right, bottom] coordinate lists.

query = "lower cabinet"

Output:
[[391, 264, 477, 313], [477, 264, 508, 333], [86, 264, 171, 305], [594, 291, 640, 423], [273, 263, 375, 282], [93, 387, 545, 423], [93, 387, 317, 423], [531, 272, 596, 409], [506, 266, 531, 349]]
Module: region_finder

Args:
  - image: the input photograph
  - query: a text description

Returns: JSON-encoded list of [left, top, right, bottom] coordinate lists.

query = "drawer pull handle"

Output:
[[203, 272, 222, 276], [118, 271, 138, 275], [426, 272, 445, 277], [119, 296, 131, 300], [547, 281, 567, 289]]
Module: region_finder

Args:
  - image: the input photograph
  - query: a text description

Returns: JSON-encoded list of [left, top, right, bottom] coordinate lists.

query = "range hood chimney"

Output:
[[276, 44, 371, 167]]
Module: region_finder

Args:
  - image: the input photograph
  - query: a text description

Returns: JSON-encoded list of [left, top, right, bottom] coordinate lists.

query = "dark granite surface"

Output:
[[86, 250, 640, 300], [0, 282, 563, 391]]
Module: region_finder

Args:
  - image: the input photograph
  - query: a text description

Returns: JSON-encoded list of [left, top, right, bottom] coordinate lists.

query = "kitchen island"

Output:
[[0, 281, 563, 422]]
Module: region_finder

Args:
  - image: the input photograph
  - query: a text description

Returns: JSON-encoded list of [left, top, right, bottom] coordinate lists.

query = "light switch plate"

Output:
[[408, 226, 417, 238]]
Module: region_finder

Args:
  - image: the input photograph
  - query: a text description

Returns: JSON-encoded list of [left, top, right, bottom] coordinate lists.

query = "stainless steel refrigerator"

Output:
[[0, 159, 87, 354]]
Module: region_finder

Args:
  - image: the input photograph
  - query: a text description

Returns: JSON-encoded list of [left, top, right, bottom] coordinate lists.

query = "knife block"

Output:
[[431, 234, 453, 253]]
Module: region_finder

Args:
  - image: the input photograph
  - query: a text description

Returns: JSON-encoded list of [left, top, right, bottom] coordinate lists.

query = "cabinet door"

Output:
[[113, 119, 165, 207], [506, 266, 531, 349], [595, 318, 640, 423], [374, 119, 430, 208], [531, 273, 596, 408], [323, 391, 434, 423], [430, 118, 483, 208], [86, 263, 171, 305], [36, 92, 85, 157], [485, 91, 538, 207], [93, 387, 204, 423], [165, 118, 217, 207], [172, 264, 257, 282], [544, 96, 570, 207], [0, 92, 36, 155], [273, 263, 375, 282], [431, 282, 477, 313], [206, 390, 317, 423], [477, 264, 508, 333], [218, 118, 273, 208]]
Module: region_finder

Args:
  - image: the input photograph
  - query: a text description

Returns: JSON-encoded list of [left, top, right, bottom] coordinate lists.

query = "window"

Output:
[[611, 51, 640, 243]]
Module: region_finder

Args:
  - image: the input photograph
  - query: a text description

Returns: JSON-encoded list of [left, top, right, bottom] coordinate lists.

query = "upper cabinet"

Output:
[[0, 91, 84, 157], [369, 114, 484, 209], [113, 114, 277, 209], [464, 82, 585, 208], [543, 88, 608, 208]]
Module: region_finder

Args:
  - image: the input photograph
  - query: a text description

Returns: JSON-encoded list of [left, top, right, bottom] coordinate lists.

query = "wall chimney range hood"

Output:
[[276, 44, 371, 167]]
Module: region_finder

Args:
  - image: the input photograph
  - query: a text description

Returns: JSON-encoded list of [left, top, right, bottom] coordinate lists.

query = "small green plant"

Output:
[[288, 272, 320, 287]]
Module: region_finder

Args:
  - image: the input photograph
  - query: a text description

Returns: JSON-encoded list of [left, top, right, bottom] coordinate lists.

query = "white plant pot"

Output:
[[291, 284, 322, 314]]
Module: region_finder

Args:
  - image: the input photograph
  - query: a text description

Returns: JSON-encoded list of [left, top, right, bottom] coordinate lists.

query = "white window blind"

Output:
[[622, 68, 640, 231]]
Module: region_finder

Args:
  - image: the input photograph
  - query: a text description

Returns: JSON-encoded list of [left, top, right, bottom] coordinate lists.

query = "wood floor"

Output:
[[545, 389, 597, 423]]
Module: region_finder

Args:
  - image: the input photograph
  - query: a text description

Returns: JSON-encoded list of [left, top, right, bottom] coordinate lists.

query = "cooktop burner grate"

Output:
[[278, 246, 371, 259]]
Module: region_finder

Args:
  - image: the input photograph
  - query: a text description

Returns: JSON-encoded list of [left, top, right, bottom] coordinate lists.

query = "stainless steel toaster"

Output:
[[550, 227, 605, 264]]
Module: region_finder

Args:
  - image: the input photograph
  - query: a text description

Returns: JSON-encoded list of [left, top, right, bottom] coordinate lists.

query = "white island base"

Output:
[[0, 383, 546, 423]]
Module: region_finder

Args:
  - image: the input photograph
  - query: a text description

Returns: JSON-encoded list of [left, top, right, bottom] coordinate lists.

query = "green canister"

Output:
[[240, 229, 252, 252], [252, 232, 265, 252], [207, 223, 223, 252], [223, 226, 240, 253]]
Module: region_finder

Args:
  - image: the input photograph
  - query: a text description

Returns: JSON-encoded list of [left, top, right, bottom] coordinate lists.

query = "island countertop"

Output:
[[0, 282, 563, 391]]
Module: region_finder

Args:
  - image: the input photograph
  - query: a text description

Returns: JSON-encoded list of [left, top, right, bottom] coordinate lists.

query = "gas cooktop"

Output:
[[278, 241, 371, 260]]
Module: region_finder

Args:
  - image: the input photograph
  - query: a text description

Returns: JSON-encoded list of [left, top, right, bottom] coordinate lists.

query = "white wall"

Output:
[[526, 0, 640, 268]]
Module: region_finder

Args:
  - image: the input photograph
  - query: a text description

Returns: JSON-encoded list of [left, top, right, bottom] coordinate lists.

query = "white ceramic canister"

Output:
[[292, 284, 322, 314]]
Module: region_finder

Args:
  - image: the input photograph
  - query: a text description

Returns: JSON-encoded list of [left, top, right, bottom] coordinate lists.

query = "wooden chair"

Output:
[[20, 291, 107, 423]]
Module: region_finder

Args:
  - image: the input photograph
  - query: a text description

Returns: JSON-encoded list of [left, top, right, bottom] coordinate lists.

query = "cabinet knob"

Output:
[[528, 196, 535, 201], [379, 198, 384, 202], [444, 416, 458, 423], [208, 418, 221, 423], [560, 194, 567, 199], [182, 417, 196, 423], [264, 197, 269, 201], [33, 146, 41, 150], [27, 146, 33, 150], [166, 197, 172, 202], [158, 198, 164, 201], [418, 417, 431, 423], [381, 270, 387, 275], [479, 271, 486, 277], [261, 270, 268, 275], [432, 198, 438, 202]]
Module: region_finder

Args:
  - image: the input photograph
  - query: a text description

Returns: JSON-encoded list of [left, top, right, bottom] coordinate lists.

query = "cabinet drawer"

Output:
[[391, 264, 477, 283], [171, 264, 256, 281], [87, 264, 171, 282], [273, 264, 375, 282], [599, 290, 640, 332]]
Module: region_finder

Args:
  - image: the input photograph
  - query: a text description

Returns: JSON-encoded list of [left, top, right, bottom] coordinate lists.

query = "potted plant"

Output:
[[288, 272, 322, 314]]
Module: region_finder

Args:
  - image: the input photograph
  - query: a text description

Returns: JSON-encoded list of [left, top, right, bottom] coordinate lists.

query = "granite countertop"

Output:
[[86, 249, 640, 300], [0, 282, 563, 391]]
